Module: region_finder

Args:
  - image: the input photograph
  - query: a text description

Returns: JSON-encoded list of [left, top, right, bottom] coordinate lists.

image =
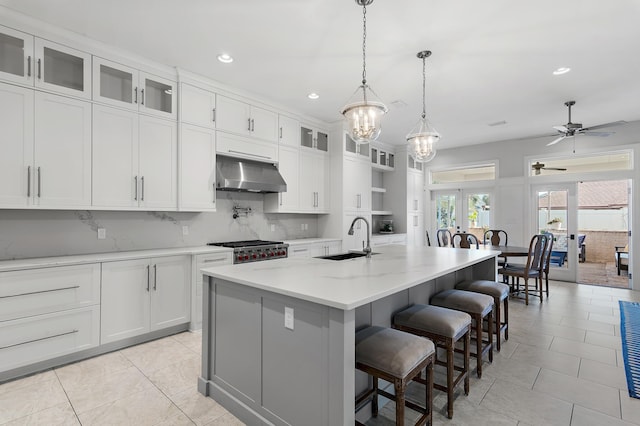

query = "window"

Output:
[[431, 164, 495, 184], [530, 152, 631, 177]]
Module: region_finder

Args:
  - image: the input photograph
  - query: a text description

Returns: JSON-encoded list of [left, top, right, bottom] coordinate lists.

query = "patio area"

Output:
[[577, 261, 629, 289]]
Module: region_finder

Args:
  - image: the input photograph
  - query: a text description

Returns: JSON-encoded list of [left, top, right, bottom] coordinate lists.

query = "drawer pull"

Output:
[[0, 329, 78, 350], [0, 285, 80, 299], [202, 258, 226, 264]]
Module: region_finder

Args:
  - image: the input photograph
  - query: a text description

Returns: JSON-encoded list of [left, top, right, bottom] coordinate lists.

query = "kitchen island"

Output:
[[199, 244, 499, 425]]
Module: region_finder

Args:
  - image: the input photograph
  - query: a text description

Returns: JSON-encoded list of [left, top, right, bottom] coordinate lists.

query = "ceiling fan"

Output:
[[531, 161, 567, 175], [547, 100, 626, 146]]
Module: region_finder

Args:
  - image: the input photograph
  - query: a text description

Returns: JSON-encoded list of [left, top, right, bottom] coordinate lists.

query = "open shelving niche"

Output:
[[371, 150, 394, 230]]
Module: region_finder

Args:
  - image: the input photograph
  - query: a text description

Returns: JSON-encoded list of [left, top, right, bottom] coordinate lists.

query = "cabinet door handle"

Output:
[[251, 119, 255, 132], [134, 176, 138, 200], [212, 182, 216, 203], [212, 108, 216, 123], [140, 89, 145, 105], [153, 264, 157, 290], [27, 56, 31, 77], [37, 167, 41, 198], [134, 87, 138, 104], [227, 150, 270, 160], [247, 118, 251, 131], [146, 265, 150, 292], [37, 58, 41, 80], [27, 166, 31, 197], [279, 127, 283, 139], [0, 329, 78, 350], [357, 194, 361, 208], [141, 176, 145, 201], [279, 192, 282, 206], [0, 285, 80, 299]]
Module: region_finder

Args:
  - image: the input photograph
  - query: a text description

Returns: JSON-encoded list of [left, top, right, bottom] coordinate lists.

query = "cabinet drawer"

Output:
[[216, 131, 278, 163], [0, 305, 100, 372], [0, 264, 101, 322]]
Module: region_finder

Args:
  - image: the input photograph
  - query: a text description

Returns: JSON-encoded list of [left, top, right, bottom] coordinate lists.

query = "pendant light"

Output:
[[340, 0, 388, 145], [407, 50, 440, 163]]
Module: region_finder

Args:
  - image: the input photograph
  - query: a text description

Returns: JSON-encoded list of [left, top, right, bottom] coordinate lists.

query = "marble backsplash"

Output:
[[0, 192, 320, 260]]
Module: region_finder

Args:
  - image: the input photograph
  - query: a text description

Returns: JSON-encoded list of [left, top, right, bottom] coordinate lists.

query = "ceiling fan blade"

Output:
[[544, 167, 567, 171], [583, 120, 627, 131], [552, 125, 568, 133], [582, 131, 614, 137], [547, 135, 566, 146]]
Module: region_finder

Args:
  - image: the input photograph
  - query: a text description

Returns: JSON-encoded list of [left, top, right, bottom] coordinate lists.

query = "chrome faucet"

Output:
[[347, 216, 371, 258]]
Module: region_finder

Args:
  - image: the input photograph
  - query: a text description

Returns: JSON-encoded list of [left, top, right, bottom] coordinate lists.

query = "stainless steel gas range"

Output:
[[207, 240, 289, 264]]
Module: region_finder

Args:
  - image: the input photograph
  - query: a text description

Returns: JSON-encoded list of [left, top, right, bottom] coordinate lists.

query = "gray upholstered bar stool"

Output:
[[430, 289, 494, 378], [393, 304, 471, 419], [455, 279, 509, 351], [355, 326, 435, 426]]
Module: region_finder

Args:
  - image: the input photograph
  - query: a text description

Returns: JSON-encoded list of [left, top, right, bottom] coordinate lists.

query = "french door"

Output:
[[433, 189, 493, 240], [533, 184, 577, 282]]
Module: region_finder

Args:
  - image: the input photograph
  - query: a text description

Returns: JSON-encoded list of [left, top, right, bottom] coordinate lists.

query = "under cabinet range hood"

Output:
[[216, 155, 287, 193]]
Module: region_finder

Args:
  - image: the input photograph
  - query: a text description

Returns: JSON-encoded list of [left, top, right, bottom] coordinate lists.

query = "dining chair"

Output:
[[452, 232, 480, 249], [541, 232, 554, 298], [498, 234, 549, 305], [437, 229, 453, 247], [483, 229, 508, 246], [425, 230, 432, 247]]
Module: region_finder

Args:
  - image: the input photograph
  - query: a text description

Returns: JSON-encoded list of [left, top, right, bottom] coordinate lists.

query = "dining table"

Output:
[[481, 245, 530, 257]]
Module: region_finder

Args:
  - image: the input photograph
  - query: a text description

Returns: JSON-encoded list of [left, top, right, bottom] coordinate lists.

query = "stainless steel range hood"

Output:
[[216, 155, 287, 193]]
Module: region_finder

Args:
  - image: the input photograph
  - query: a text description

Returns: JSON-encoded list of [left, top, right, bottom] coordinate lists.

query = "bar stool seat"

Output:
[[455, 279, 509, 351], [355, 326, 435, 426], [431, 289, 494, 378], [394, 304, 471, 419]]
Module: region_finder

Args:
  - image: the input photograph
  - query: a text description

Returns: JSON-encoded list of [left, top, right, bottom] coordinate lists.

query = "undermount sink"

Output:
[[316, 252, 378, 261]]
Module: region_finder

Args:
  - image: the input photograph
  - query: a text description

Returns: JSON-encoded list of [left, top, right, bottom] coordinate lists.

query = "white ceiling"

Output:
[[3, 0, 640, 149]]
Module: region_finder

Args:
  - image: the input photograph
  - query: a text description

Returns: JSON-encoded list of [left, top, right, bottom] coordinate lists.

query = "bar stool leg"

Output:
[[395, 379, 405, 425], [446, 336, 454, 419], [495, 301, 502, 352], [464, 329, 470, 395], [474, 313, 483, 378], [504, 298, 509, 341], [372, 376, 379, 417]]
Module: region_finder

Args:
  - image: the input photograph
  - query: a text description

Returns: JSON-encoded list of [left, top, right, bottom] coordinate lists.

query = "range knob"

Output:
[[244, 255, 249, 260], [261, 253, 267, 258], [237, 255, 243, 262], [269, 252, 274, 257], [252, 254, 257, 259]]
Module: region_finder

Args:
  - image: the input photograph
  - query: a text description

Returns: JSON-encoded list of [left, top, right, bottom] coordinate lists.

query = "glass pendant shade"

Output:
[[341, 84, 388, 144], [407, 115, 439, 163]]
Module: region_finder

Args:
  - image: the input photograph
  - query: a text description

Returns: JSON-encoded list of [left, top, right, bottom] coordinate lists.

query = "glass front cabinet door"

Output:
[[0, 25, 34, 86]]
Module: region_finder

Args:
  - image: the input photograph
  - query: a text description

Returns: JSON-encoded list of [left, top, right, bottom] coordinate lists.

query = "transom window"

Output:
[[431, 164, 495, 184]]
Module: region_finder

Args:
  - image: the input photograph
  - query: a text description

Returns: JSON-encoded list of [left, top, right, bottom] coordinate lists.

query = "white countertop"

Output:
[[284, 238, 342, 246], [202, 245, 500, 310], [0, 246, 232, 272]]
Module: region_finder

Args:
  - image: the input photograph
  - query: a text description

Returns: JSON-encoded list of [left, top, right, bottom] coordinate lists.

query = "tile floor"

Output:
[[1, 280, 640, 425]]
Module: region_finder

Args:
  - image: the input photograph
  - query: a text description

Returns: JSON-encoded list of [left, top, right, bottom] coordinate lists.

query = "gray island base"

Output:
[[198, 245, 498, 425]]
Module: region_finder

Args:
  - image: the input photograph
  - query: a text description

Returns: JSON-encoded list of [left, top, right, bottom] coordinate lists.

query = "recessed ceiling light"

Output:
[[217, 53, 233, 64], [307, 92, 319, 100], [553, 67, 571, 75]]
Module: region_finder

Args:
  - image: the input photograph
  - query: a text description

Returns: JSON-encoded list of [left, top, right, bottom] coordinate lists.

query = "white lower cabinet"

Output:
[[190, 251, 233, 330], [288, 240, 342, 258], [101, 255, 190, 344], [0, 263, 101, 374]]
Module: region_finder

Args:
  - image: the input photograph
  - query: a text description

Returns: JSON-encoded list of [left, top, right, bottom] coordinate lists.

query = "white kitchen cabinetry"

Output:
[[278, 114, 299, 147], [300, 124, 329, 152], [93, 104, 177, 209], [264, 145, 299, 212], [180, 83, 216, 128], [299, 150, 329, 213], [0, 83, 91, 209], [0, 25, 91, 99], [408, 169, 424, 213], [0, 263, 101, 374], [343, 156, 371, 212], [216, 95, 278, 142], [179, 124, 216, 211], [93, 56, 176, 119], [288, 240, 342, 258], [0, 82, 33, 207], [34, 91, 92, 208], [344, 133, 369, 159], [371, 233, 407, 247], [101, 255, 190, 344], [216, 131, 278, 163], [190, 251, 232, 330]]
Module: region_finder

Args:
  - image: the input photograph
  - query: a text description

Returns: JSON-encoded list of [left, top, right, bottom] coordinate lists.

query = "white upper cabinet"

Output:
[[0, 25, 91, 99], [180, 83, 216, 129], [300, 124, 329, 152], [299, 150, 329, 213], [278, 114, 299, 147], [33, 91, 92, 208], [264, 145, 299, 213], [179, 124, 216, 212], [0, 25, 34, 86], [92, 104, 177, 210], [343, 156, 371, 212], [93, 57, 176, 119], [0, 83, 34, 207], [216, 95, 278, 142], [344, 133, 368, 159]]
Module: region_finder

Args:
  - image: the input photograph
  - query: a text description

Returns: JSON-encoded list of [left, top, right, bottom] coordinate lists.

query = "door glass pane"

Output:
[[358, 142, 369, 157], [316, 131, 328, 151], [408, 156, 415, 169], [380, 151, 387, 166], [100, 64, 133, 103], [0, 32, 25, 76], [371, 147, 378, 164], [43, 47, 84, 91], [436, 194, 456, 230], [467, 193, 490, 231], [301, 126, 314, 148], [538, 190, 568, 269], [144, 78, 172, 113], [388, 153, 394, 168]]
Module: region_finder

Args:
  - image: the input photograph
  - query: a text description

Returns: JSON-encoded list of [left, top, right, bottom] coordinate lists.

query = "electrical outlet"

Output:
[[304, 223, 308, 231], [301, 223, 305, 230], [270, 224, 275, 232], [97, 228, 106, 239], [182, 225, 189, 236], [284, 307, 294, 330]]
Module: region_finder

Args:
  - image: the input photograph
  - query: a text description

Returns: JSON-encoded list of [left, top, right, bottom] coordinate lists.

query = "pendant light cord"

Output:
[[362, 3, 367, 85], [421, 55, 426, 119]]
